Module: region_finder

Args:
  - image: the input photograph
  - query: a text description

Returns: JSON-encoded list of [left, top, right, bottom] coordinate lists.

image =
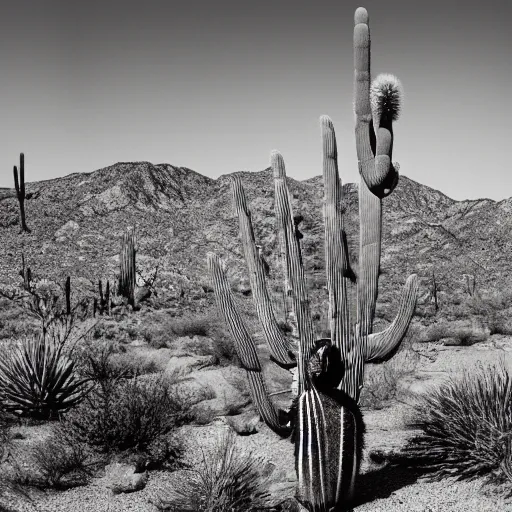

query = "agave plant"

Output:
[[0, 335, 90, 420]]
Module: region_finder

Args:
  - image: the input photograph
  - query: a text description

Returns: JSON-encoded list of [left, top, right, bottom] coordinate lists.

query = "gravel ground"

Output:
[[2, 338, 512, 511]]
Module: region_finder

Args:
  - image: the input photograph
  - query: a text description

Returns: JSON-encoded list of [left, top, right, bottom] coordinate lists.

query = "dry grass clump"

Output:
[[153, 431, 274, 511], [402, 360, 512, 485], [5, 427, 96, 490]]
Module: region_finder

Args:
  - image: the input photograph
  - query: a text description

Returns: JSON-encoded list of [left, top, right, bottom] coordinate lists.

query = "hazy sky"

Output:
[[1, 0, 510, 200]]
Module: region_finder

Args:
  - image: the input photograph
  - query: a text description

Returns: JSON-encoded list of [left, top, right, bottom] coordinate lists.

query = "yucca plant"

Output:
[[402, 360, 512, 482], [154, 431, 274, 512], [0, 335, 90, 420]]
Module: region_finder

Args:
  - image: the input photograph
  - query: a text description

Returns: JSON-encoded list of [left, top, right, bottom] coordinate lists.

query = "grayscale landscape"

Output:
[[0, 1, 511, 511]]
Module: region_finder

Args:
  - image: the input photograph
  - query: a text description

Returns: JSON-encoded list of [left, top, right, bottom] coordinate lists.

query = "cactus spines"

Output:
[[119, 229, 137, 308], [13, 153, 30, 233], [230, 175, 296, 368], [208, 7, 418, 510], [207, 252, 291, 436], [272, 150, 316, 396], [295, 339, 364, 510]]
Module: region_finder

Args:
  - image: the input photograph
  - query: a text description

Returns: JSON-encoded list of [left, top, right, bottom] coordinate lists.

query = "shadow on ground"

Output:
[[354, 463, 426, 506]]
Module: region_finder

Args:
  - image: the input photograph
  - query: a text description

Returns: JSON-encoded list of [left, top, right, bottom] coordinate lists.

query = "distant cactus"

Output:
[[65, 276, 71, 316], [119, 229, 137, 308], [94, 278, 112, 317], [207, 7, 418, 510], [13, 152, 30, 233], [19, 253, 32, 291]]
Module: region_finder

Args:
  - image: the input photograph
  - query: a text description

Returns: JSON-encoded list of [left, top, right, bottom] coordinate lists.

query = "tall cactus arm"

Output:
[[357, 182, 382, 337], [272, 151, 316, 396], [354, 8, 398, 198], [365, 274, 419, 363], [207, 252, 291, 437], [353, 8, 373, 180], [230, 176, 297, 368], [321, 116, 352, 355]]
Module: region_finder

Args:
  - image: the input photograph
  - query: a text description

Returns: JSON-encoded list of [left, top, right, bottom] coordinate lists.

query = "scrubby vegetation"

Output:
[[402, 360, 512, 486], [360, 327, 421, 409]]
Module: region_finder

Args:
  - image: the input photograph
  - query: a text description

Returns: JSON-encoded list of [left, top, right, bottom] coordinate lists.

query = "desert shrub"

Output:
[[209, 335, 240, 367], [74, 340, 126, 378], [418, 321, 489, 345], [60, 373, 193, 468], [7, 428, 96, 490], [0, 335, 90, 420], [359, 327, 420, 409], [153, 431, 274, 511], [142, 313, 212, 349], [91, 319, 122, 341], [165, 317, 240, 367], [402, 360, 512, 483]]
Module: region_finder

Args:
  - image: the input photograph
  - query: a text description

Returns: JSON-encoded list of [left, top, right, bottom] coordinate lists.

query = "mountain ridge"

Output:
[[0, 161, 510, 321]]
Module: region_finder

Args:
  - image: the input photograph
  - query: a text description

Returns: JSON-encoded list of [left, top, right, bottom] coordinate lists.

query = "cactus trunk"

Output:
[[13, 153, 30, 233], [119, 229, 136, 308]]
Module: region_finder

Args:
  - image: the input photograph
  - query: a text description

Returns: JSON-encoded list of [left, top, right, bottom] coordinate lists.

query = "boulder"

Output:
[[54, 220, 79, 241], [105, 462, 148, 494]]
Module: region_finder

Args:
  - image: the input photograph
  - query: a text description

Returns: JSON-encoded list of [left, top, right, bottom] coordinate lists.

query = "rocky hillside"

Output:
[[0, 161, 510, 321]]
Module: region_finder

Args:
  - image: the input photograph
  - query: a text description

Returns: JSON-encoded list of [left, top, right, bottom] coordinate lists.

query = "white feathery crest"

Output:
[[370, 73, 403, 123]]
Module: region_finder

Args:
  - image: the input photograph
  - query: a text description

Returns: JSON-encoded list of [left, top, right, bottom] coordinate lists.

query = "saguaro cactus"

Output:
[[119, 229, 137, 308], [13, 153, 30, 233], [208, 7, 418, 511]]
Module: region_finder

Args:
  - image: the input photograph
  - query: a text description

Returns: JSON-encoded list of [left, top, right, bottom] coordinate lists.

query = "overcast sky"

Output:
[[1, 0, 510, 200]]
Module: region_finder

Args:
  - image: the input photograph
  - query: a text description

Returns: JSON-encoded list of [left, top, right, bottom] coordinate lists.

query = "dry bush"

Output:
[[153, 431, 274, 511], [59, 370, 193, 469], [418, 321, 489, 346], [402, 360, 512, 484], [359, 327, 420, 409], [6, 428, 96, 490], [142, 311, 229, 350]]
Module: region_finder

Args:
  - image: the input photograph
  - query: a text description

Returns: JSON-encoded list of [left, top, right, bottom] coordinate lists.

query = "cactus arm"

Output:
[[230, 175, 296, 368], [272, 151, 316, 396], [20, 153, 26, 198], [207, 252, 290, 436], [353, 8, 373, 177], [365, 274, 418, 363], [13, 153, 30, 233], [320, 116, 351, 354], [13, 166, 20, 195], [354, 8, 398, 198], [357, 182, 382, 337]]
